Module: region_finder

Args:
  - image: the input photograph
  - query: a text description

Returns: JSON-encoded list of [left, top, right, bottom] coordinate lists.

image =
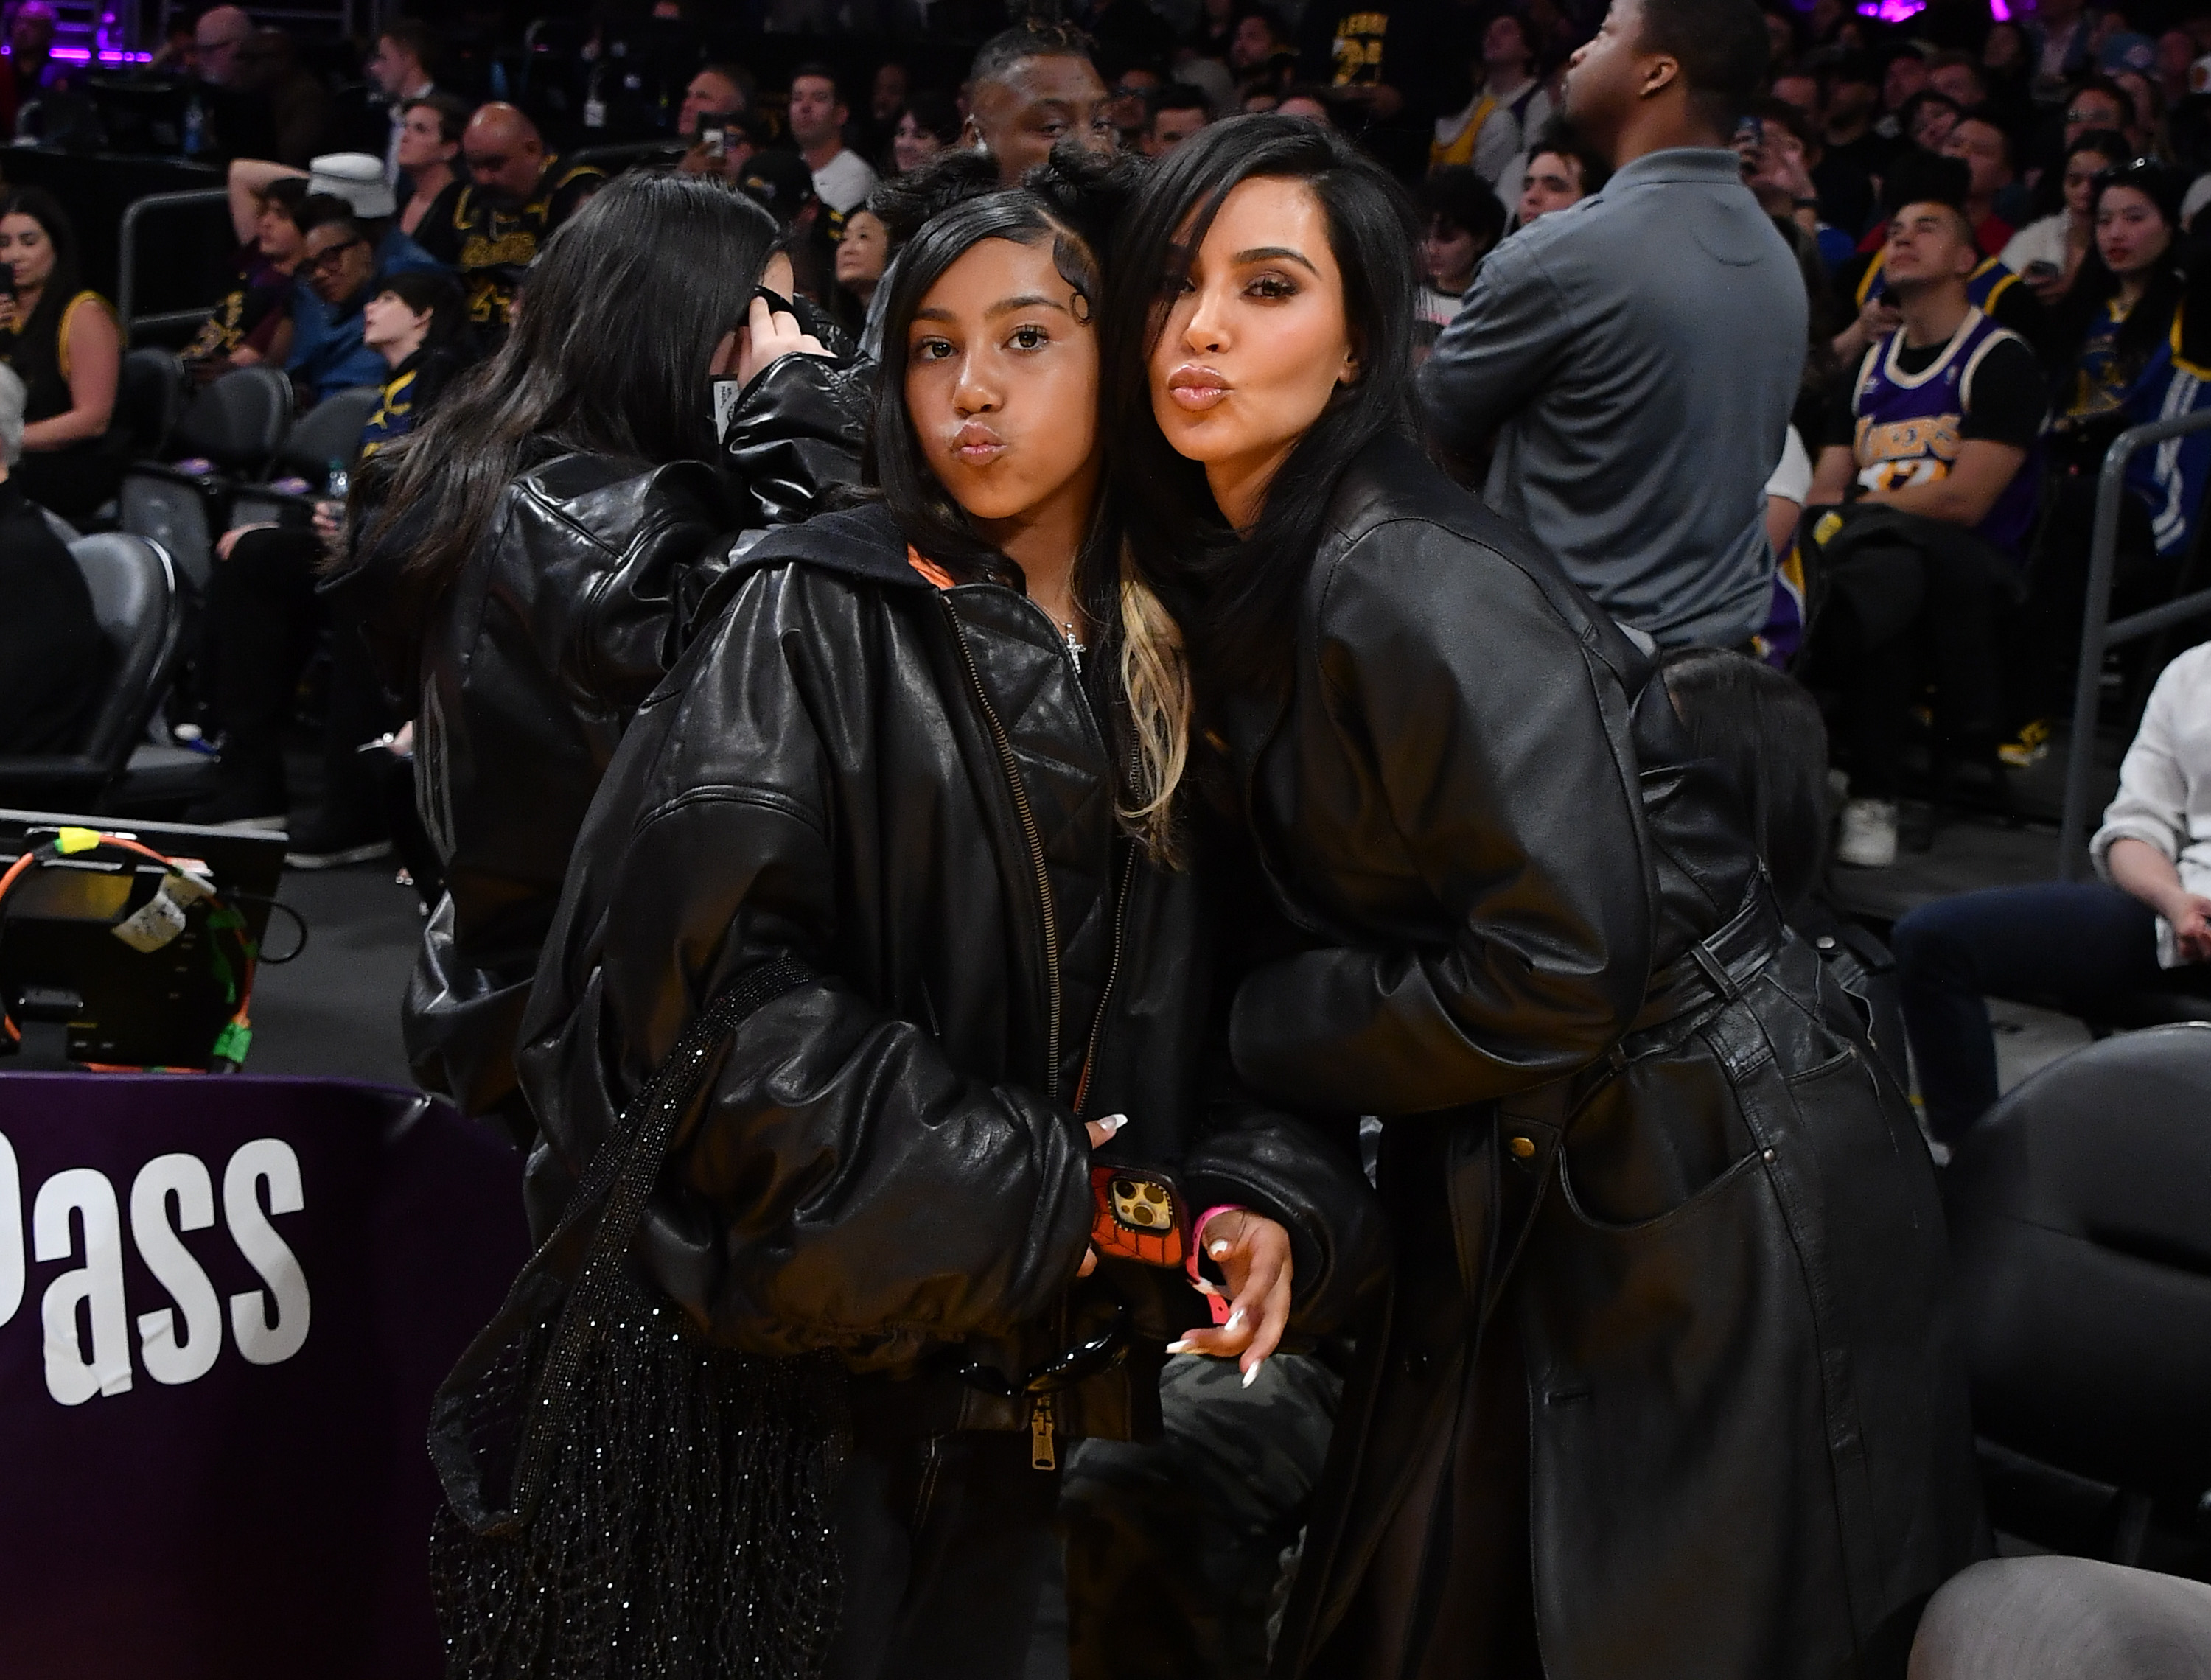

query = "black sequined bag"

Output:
[[427, 957, 848, 1680]]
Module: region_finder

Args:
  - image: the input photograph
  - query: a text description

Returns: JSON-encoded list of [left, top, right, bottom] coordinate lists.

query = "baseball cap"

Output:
[[306, 152, 397, 220]]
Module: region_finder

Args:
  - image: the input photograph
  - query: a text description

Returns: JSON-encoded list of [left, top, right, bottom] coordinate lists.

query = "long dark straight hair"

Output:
[[0, 186, 85, 400], [1658, 648, 1830, 913], [2052, 161, 2187, 394], [359, 172, 780, 600], [869, 148, 1192, 858], [1099, 114, 1419, 700]]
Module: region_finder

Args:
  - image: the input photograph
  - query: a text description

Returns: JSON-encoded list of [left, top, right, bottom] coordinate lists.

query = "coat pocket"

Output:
[[1523, 1135, 1857, 1680], [1555, 1139, 1762, 1236]]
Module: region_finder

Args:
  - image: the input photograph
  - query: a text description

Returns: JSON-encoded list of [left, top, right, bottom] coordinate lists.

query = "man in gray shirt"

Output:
[[1422, 0, 1805, 650]]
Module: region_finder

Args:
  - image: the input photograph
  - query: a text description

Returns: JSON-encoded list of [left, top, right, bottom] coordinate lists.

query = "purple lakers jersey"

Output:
[[1849, 307, 2039, 558]]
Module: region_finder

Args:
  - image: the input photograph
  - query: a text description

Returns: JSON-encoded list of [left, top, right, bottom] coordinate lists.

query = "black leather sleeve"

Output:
[[1181, 1094, 1386, 1339], [562, 471, 738, 712], [519, 566, 1096, 1368], [719, 352, 870, 531], [1229, 523, 1654, 1116]]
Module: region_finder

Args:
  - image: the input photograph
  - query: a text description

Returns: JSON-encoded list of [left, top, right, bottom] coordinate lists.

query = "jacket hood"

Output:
[[733, 499, 930, 591]]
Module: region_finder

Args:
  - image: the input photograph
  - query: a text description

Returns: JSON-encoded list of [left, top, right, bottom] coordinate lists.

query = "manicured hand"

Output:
[[1074, 1113, 1126, 1278], [735, 292, 828, 388], [1166, 1208, 1293, 1386]]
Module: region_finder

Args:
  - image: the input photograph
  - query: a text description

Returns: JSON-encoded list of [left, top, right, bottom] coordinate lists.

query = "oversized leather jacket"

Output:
[[1220, 438, 1982, 1680], [515, 503, 1383, 1446], [338, 352, 870, 1124]]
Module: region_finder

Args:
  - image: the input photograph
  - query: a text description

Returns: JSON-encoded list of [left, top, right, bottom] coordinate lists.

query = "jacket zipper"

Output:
[[1072, 841, 1138, 1116], [1030, 1392, 1057, 1470], [942, 596, 1063, 1099]]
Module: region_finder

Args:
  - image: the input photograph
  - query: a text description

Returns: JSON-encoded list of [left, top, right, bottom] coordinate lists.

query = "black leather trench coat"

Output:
[[515, 503, 1383, 1443], [338, 352, 871, 1122], [1220, 438, 1983, 1680]]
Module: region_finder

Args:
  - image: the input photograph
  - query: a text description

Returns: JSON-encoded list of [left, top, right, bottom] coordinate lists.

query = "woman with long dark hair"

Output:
[[0, 186, 123, 521], [2010, 158, 2211, 756], [513, 152, 1380, 1679], [1102, 114, 1981, 1680], [332, 170, 867, 1135]]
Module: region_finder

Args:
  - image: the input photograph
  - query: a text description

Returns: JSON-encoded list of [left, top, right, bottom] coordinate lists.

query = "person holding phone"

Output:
[[2000, 126, 2129, 307], [1108, 111, 1979, 1680], [513, 150, 1380, 1679], [0, 186, 122, 522], [329, 172, 867, 1140]]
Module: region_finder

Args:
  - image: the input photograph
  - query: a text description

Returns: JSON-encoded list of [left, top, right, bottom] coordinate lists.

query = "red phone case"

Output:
[[1089, 1165, 1190, 1268]]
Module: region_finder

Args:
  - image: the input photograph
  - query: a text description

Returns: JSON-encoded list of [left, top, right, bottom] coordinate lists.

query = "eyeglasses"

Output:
[[303, 237, 366, 273]]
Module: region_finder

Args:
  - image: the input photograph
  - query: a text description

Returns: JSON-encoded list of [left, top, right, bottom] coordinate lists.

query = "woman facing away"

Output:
[[512, 155, 1380, 1678], [329, 171, 869, 1138], [1103, 114, 1984, 1680]]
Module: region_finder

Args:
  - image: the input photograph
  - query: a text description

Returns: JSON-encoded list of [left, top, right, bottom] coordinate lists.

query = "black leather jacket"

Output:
[[339, 352, 869, 1122], [515, 503, 1383, 1443], [1217, 438, 1983, 1680]]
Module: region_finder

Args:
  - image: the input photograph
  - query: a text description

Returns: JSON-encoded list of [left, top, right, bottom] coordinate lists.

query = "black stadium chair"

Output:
[[118, 365, 295, 594], [0, 533, 182, 811], [276, 383, 384, 480], [116, 346, 186, 458], [170, 361, 293, 472], [2078, 987, 2211, 1037], [1945, 1025, 2211, 1573], [228, 384, 384, 527]]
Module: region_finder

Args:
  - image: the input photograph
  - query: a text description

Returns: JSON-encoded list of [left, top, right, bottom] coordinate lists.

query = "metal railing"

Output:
[[115, 186, 228, 342], [2056, 407, 2211, 878]]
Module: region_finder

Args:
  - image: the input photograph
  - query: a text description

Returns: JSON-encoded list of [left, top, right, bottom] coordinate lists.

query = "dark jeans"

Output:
[[826, 1429, 1064, 1680], [1807, 511, 2019, 800], [1892, 883, 2211, 1141], [206, 525, 389, 815]]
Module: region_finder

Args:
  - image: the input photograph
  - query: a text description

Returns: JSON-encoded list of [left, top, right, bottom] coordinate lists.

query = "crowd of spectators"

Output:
[[4, 0, 2211, 1144]]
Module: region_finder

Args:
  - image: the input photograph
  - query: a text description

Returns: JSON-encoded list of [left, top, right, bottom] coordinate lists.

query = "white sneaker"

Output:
[[1834, 797, 1899, 869]]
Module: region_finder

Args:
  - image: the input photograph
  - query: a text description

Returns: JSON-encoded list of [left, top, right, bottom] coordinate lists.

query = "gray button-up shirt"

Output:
[[1421, 147, 1806, 649]]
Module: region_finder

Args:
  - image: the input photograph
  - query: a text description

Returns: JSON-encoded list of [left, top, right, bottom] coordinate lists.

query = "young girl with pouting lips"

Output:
[[1105, 113, 1983, 1680], [516, 152, 1381, 1680]]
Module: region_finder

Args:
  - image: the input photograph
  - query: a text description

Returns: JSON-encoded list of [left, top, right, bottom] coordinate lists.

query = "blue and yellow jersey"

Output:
[[1854, 250, 2024, 318]]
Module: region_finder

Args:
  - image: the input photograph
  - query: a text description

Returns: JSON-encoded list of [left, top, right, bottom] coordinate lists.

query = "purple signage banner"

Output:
[[0, 1073, 529, 1680]]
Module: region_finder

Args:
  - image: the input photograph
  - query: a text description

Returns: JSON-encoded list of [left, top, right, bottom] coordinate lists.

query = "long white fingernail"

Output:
[[1209, 1239, 1231, 1259], [1164, 1340, 1194, 1355], [1097, 1113, 1127, 1132], [1242, 1361, 1263, 1389], [1226, 1309, 1246, 1333]]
